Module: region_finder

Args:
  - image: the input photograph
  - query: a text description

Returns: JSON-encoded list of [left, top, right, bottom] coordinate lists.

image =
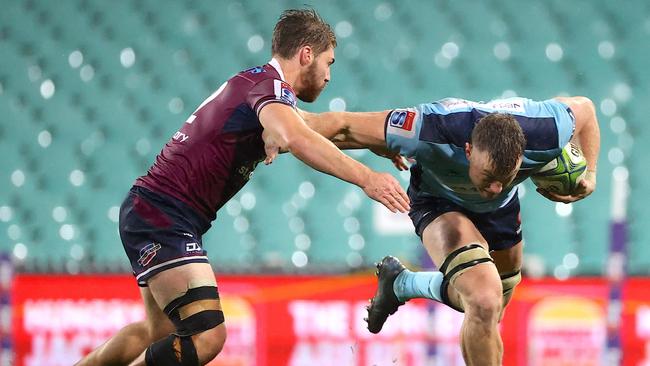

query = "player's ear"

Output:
[[465, 142, 472, 159], [299, 45, 313, 66]]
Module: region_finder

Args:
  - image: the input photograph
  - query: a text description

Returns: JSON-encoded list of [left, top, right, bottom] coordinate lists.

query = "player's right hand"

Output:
[[361, 171, 410, 213], [262, 128, 283, 165], [537, 171, 596, 203]]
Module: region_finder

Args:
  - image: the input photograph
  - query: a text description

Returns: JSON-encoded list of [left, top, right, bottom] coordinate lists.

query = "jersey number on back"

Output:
[[185, 81, 228, 124]]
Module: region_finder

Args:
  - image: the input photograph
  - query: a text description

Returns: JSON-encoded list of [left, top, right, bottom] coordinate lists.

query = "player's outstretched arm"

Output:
[[542, 96, 600, 203], [259, 103, 410, 213], [299, 109, 390, 149], [299, 109, 409, 171]]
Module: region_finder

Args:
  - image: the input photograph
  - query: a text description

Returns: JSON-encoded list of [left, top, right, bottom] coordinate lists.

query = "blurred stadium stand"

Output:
[[0, 0, 647, 276]]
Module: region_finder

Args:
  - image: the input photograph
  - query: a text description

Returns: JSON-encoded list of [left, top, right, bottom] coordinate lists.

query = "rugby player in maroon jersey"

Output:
[[76, 9, 409, 366]]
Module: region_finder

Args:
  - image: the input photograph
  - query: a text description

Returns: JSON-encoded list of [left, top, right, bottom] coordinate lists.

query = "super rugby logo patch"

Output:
[[138, 242, 161, 267], [387, 108, 417, 138], [274, 80, 297, 107]]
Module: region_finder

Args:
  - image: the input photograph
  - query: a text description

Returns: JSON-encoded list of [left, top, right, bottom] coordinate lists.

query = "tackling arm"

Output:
[[258, 103, 410, 212], [299, 109, 410, 171], [298, 109, 391, 150]]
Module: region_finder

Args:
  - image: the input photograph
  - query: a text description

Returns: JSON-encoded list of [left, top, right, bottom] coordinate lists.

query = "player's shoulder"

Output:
[[233, 64, 283, 85], [415, 98, 479, 116]]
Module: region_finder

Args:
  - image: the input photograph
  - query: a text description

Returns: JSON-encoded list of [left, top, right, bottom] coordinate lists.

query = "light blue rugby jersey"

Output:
[[385, 97, 575, 212]]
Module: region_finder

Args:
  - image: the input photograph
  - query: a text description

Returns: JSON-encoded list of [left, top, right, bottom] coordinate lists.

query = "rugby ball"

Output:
[[531, 142, 587, 195]]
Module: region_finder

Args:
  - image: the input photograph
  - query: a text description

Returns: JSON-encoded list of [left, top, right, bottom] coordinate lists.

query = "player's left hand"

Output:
[[537, 171, 596, 203], [370, 148, 411, 171]]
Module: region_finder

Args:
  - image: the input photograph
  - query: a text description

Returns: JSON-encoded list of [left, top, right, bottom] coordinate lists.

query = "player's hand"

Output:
[[390, 154, 410, 171], [537, 171, 596, 203], [369, 148, 411, 171], [361, 171, 410, 213], [262, 129, 281, 165], [263, 142, 280, 165]]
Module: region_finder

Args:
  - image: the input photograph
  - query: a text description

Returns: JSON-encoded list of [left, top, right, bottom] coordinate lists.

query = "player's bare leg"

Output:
[[75, 287, 174, 365], [129, 262, 227, 366], [421, 212, 504, 366]]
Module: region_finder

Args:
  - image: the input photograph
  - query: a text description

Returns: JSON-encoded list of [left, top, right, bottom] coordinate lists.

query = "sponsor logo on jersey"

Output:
[[138, 242, 161, 267], [185, 242, 202, 252], [173, 131, 190, 142], [274, 80, 297, 107], [484, 100, 525, 113], [440, 98, 526, 113], [439, 98, 479, 110], [387, 108, 417, 138]]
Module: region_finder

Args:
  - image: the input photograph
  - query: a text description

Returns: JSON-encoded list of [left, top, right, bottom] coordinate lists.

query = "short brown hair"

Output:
[[471, 113, 526, 178], [272, 8, 337, 59]]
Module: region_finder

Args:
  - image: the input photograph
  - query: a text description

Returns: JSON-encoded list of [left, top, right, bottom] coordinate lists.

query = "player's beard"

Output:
[[297, 62, 326, 102]]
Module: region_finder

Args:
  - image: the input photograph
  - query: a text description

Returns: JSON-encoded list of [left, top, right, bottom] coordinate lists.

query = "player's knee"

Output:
[[145, 319, 176, 344], [192, 324, 227, 363], [439, 243, 494, 312], [463, 285, 503, 325], [145, 286, 226, 365]]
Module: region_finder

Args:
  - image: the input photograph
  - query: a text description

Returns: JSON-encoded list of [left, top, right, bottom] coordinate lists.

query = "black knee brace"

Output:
[[163, 286, 225, 337], [145, 286, 225, 365], [145, 334, 197, 366]]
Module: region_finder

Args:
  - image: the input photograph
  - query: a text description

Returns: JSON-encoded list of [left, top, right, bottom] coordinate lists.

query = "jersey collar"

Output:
[[268, 58, 286, 81]]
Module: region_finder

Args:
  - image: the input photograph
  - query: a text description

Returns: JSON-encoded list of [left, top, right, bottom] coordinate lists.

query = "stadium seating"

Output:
[[1, 0, 647, 277]]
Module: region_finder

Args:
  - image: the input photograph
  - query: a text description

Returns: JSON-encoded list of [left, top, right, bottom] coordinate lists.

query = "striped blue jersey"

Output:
[[385, 97, 575, 212]]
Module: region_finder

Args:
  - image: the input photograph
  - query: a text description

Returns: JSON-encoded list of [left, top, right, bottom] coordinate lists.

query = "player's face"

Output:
[[297, 46, 335, 102], [466, 144, 522, 199]]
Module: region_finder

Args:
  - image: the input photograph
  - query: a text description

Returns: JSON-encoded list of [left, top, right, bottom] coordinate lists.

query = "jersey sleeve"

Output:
[[551, 101, 576, 148], [247, 78, 298, 115], [384, 107, 422, 159]]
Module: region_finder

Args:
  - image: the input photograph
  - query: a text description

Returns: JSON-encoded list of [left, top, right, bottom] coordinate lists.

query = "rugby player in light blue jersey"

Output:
[[294, 96, 600, 365]]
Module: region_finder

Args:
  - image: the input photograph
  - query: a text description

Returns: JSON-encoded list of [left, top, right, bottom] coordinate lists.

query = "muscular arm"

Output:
[[259, 103, 410, 212], [554, 96, 600, 178], [299, 109, 411, 170], [540, 96, 600, 203], [299, 109, 391, 150]]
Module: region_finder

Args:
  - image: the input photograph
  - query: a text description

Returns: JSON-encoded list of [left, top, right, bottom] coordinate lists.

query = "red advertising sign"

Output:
[[10, 275, 650, 365], [500, 278, 609, 366], [12, 274, 466, 366]]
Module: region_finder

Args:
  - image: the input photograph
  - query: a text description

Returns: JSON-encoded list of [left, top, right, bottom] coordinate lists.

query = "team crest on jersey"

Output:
[[387, 108, 417, 138], [244, 66, 266, 74], [274, 80, 297, 107], [137, 242, 161, 267]]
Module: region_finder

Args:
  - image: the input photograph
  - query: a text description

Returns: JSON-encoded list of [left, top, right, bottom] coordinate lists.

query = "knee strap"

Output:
[[439, 244, 494, 313], [164, 286, 225, 337], [145, 334, 197, 366], [500, 269, 521, 298]]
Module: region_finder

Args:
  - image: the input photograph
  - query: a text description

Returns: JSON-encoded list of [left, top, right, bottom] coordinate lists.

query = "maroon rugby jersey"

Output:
[[135, 60, 297, 221]]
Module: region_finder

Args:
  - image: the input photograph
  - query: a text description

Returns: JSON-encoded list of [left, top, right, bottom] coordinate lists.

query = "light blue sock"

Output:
[[393, 269, 444, 302]]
